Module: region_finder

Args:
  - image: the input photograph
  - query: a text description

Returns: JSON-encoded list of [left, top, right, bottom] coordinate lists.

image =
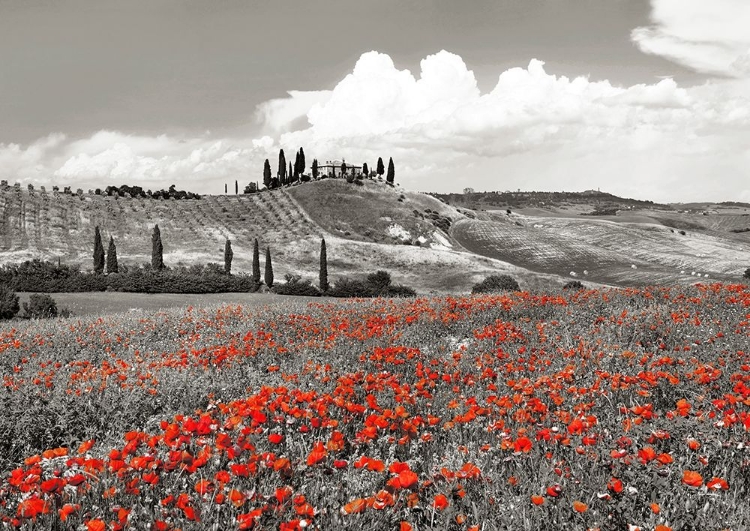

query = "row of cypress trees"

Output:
[[94, 225, 330, 292]]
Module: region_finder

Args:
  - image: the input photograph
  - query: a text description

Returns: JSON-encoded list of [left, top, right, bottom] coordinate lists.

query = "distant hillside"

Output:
[[431, 190, 668, 211], [1, 179, 748, 292]]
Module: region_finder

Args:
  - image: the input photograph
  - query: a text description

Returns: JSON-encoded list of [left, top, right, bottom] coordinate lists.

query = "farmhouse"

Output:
[[318, 160, 362, 178]]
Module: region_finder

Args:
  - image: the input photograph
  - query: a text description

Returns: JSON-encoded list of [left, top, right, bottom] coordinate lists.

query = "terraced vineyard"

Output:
[[452, 215, 750, 286]]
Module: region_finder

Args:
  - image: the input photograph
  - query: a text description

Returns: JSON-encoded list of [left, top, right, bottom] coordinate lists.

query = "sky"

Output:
[[1, 0, 749, 202]]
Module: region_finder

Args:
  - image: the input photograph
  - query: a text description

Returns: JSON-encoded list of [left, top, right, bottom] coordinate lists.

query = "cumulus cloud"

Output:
[[1, 49, 750, 202], [632, 0, 750, 78]]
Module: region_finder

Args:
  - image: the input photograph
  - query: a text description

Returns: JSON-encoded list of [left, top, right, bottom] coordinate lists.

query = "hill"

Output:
[[1, 180, 749, 292]]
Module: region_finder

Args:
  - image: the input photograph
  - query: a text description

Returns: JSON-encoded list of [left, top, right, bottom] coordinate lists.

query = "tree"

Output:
[[312, 159, 319, 179], [0, 284, 19, 320], [377, 157, 385, 178], [264, 247, 274, 288], [319, 238, 329, 292], [93, 226, 105, 274], [23, 293, 57, 319], [362, 162, 369, 178], [387, 157, 395, 184], [298, 147, 306, 176], [745, 268, 750, 279], [225, 183, 228, 194], [252, 238, 261, 283], [224, 239, 233, 274], [151, 225, 164, 270], [278, 149, 287, 186], [288, 161, 294, 184], [235, 180, 238, 195], [340, 162, 347, 178], [106, 236, 119, 274], [263, 159, 272, 189]]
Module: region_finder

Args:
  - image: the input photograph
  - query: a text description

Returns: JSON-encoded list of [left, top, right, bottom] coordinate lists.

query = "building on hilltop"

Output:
[[318, 160, 363, 178]]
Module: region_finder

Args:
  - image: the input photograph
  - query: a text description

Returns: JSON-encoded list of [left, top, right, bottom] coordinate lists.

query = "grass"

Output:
[[0, 283, 748, 530]]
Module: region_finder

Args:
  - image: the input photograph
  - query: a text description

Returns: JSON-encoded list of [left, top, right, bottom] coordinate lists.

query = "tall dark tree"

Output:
[[235, 180, 238, 195], [340, 162, 347, 177], [224, 239, 234, 274], [377, 157, 385, 178], [288, 161, 293, 184], [298, 147, 306, 176], [252, 238, 261, 283], [319, 238, 329, 292], [106, 236, 119, 274], [264, 247, 274, 288], [151, 225, 164, 270], [224, 183, 228, 194], [362, 162, 369, 178], [387, 157, 395, 184], [278, 149, 287, 185], [93, 226, 105, 274], [263, 159, 272, 189], [312, 159, 319, 179]]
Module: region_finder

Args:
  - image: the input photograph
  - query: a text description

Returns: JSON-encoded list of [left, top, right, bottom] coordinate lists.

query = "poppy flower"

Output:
[[572, 501, 587, 513], [682, 470, 703, 487], [433, 494, 449, 510], [531, 495, 545, 505]]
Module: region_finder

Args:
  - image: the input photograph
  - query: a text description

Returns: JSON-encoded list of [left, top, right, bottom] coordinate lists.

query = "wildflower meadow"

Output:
[[1, 284, 749, 530]]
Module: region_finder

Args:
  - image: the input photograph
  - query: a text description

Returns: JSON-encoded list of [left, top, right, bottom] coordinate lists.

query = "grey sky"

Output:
[[1, 0, 700, 144]]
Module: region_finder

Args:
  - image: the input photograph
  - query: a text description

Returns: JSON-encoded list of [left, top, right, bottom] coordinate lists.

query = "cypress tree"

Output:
[[252, 238, 261, 283], [264, 247, 273, 288], [363, 162, 369, 178], [151, 224, 164, 270], [312, 159, 319, 179], [93, 226, 105, 274], [278, 149, 286, 185], [263, 159, 272, 189], [387, 157, 395, 184], [288, 161, 293, 184], [235, 180, 238, 195], [377, 157, 385, 177], [298, 147, 306, 175], [319, 238, 328, 292], [224, 239, 233, 274], [106, 236, 119, 274], [224, 183, 227, 194]]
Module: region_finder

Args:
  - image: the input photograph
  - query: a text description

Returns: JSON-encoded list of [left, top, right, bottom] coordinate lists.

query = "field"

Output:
[[452, 215, 750, 287], [1, 284, 749, 530]]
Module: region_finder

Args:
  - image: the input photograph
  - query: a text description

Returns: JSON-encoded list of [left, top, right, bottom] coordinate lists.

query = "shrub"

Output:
[[0, 284, 20, 319], [745, 268, 750, 280], [385, 284, 417, 297], [327, 278, 376, 298], [471, 274, 520, 294], [23, 293, 58, 319], [563, 280, 585, 290], [273, 275, 321, 296], [366, 270, 392, 294]]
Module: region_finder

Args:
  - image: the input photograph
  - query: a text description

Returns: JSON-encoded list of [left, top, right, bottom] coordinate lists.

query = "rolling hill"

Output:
[[1, 179, 748, 293]]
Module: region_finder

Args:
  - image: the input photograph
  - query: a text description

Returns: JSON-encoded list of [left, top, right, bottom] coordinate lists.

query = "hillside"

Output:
[[1, 180, 749, 292], [0, 180, 548, 294]]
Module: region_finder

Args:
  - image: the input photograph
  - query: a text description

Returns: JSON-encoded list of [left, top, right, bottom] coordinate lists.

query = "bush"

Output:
[[563, 280, 585, 290], [366, 271, 392, 294], [273, 275, 321, 297], [327, 278, 376, 298], [471, 274, 520, 294], [0, 284, 19, 319], [0, 260, 260, 294], [385, 284, 417, 297], [745, 268, 750, 280], [23, 293, 58, 319]]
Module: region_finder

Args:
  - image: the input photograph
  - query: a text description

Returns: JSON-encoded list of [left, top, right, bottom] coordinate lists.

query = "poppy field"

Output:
[[1, 284, 749, 530]]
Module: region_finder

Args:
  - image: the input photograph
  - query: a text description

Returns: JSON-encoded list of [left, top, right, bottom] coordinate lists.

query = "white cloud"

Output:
[[632, 0, 750, 78], [255, 90, 332, 133], [1, 49, 749, 203]]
